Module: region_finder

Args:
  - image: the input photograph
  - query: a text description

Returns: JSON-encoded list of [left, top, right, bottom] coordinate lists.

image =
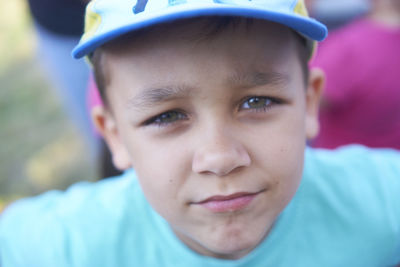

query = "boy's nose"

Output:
[[192, 130, 251, 177]]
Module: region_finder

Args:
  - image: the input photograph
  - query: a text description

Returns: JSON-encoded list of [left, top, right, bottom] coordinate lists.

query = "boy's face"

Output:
[[95, 19, 322, 259]]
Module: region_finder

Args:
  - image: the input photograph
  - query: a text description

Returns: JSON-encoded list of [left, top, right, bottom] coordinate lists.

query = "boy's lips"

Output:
[[194, 191, 263, 213]]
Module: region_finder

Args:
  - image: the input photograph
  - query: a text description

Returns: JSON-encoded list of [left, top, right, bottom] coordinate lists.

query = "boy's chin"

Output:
[[199, 233, 265, 260], [176, 225, 269, 260], [209, 242, 259, 260]]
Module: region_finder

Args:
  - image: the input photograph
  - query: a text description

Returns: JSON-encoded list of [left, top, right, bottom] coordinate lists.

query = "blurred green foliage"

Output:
[[0, 0, 96, 212]]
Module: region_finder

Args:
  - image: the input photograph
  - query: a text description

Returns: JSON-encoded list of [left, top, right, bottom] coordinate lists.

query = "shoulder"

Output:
[[301, 146, 400, 265], [0, 170, 146, 266], [304, 145, 400, 201], [1, 169, 142, 222], [306, 145, 400, 178]]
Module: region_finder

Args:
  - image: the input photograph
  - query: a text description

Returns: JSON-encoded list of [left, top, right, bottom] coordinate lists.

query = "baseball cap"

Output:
[[72, 0, 328, 59]]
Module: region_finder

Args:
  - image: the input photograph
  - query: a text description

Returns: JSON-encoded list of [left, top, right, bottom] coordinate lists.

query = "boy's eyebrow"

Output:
[[228, 70, 290, 88], [127, 85, 192, 110]]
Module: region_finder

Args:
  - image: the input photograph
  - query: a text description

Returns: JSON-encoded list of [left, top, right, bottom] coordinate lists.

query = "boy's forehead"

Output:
[[104, 19, 303, 101], [102, 18, 305, 99]]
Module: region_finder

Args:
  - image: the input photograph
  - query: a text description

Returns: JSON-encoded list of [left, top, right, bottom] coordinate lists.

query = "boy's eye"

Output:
[[240, 96, 275, 111], [144, 110, 187, 126]]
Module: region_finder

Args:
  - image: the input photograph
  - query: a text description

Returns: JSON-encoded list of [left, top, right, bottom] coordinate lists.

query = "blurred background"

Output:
[[0, 0, 96, 212]]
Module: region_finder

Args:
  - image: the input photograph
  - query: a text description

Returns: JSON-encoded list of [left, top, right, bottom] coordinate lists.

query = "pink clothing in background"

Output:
[[87, 74, 104, 135], [311, 18, 400, 149], [88, 74, 103, 109]]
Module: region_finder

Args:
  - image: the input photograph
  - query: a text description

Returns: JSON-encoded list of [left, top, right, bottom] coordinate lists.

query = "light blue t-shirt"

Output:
[[1, 146, 399, 266]]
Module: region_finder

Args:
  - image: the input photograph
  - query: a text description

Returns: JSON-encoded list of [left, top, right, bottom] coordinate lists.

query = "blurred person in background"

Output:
[[27, 0, 99, 160], [27, 0, 122, 178], [310, 0, 400, 149]]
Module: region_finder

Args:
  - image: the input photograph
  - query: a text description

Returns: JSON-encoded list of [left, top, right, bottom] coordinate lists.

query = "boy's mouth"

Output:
[[194, 191, 262, 213]]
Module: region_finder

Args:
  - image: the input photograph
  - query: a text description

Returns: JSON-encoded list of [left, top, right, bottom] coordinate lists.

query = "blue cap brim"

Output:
[[72, 5, 327, 59]]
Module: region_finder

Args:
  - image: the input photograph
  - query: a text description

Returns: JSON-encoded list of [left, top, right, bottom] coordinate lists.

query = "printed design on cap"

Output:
[[293, 0, 307, 17], [133, 0, 149, 13], [212, 0, 288, 8], [82, 1, 102, 41], [169, 0, 188, 6], [132, 0, 303, 15], [292, 0, 316, 58], [134, 0, 189, 13]]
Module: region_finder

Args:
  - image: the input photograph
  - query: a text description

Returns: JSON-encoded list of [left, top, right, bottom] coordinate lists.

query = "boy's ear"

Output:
[[305, 67, 325, 140], [91, 106, 132, 171]]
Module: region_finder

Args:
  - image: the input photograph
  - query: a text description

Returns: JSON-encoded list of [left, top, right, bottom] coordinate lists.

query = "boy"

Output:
[[1, 0, 399, 266]]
